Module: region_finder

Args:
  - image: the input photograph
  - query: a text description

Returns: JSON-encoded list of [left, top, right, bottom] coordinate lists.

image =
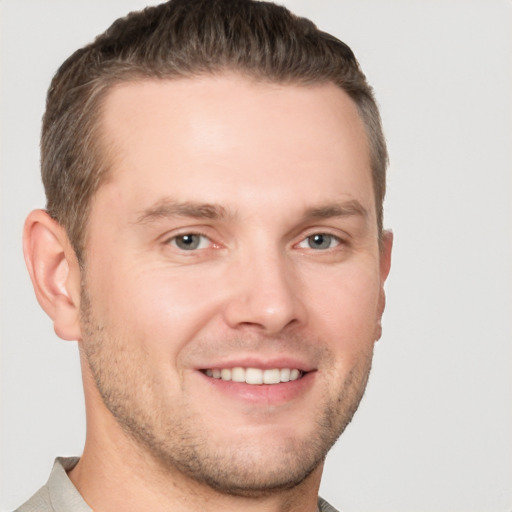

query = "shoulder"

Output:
[[13, 457, 87, 512], [318, 496, 341, 512], [14, 485, 53, 512]]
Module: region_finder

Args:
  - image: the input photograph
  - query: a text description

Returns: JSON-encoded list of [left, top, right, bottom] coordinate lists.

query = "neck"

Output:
[[70, 365, 323, 512], [69, 433, 323, 512]]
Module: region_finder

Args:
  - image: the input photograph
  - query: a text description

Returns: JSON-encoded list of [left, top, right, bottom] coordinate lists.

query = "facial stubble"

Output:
[[79, 284, 374, 497]]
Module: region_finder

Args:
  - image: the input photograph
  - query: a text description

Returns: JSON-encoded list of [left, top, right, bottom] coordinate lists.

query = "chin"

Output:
[[165, 435, 326, 496]]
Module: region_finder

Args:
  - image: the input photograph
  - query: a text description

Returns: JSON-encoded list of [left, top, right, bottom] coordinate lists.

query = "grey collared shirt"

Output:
[[15, 457, 339, 512], [14, 458, 91, 512]]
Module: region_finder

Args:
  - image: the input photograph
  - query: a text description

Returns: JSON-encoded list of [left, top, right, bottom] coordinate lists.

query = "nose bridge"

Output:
[[223, 239, 305, 334]]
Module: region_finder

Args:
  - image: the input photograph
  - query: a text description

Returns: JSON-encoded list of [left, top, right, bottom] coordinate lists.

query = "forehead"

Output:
[[96, 74, 374, 220]]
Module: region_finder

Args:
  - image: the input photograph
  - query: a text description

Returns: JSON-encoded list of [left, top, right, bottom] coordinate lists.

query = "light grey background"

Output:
[[1, 1, 511, 511]]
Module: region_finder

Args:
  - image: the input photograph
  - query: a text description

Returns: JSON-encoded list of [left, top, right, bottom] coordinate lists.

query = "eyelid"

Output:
[[167, 233, 211, 250], [160, 225, 217, 248], [294, 225, 349, 245], [296, 232, 343, 250]]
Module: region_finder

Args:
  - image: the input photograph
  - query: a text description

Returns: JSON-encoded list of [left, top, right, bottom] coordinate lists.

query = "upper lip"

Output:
[[194, 356, 316, 373]]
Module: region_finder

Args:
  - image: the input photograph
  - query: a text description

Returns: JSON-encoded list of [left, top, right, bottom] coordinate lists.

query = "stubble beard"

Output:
[[79, 286, 374, 497]]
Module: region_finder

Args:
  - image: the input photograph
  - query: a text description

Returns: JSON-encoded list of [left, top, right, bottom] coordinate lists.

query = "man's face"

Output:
[[80, 75, 391, 494]]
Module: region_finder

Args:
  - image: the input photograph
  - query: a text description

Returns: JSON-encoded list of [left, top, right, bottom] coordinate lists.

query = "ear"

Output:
[[23, 209, 82, 341], [374, 229, 393, 341]]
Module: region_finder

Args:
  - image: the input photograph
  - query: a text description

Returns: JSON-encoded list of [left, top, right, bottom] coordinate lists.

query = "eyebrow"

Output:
[[302, 200, 369, 221], [135, 199, 230, 224], [134, 198, 368, 225]]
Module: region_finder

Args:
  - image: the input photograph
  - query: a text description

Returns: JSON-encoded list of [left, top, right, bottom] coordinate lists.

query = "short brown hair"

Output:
[[42, 0, 388, 262]]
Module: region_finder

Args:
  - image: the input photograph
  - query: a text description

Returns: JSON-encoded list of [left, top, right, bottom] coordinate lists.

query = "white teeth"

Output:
[[290, 369, 300, 381], [246, 367, 263, 385], [205, 367, 303, 385], [263, 368, 281, 384], [231, 367, 245, 383], [280, 368, 290, 382]]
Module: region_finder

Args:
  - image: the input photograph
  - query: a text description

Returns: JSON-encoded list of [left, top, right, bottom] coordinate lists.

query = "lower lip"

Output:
[[198, 371, 316, 405]]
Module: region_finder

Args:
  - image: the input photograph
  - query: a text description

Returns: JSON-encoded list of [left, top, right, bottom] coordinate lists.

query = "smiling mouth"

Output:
[[201, 367, 305, 385]]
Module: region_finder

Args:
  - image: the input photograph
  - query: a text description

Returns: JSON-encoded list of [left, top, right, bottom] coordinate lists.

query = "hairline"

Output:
[[77, 69, 383, 263]]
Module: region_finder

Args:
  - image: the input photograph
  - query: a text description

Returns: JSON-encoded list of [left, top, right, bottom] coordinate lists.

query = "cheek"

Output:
[[86, 261, 224, 355], [304, 262, 381, 348]]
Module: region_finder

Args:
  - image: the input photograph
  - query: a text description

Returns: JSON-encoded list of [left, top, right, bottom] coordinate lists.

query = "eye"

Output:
[[298, 233, 341, 250], [169, 234, 210, 251]]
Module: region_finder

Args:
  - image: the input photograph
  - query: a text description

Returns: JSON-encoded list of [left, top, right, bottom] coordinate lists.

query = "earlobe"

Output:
[[23, 209, 82, 341], [375, 230, 393, 341]]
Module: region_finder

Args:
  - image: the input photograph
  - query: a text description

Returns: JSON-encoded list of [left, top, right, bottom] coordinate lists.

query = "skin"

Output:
[[24, 74, 392, 512]]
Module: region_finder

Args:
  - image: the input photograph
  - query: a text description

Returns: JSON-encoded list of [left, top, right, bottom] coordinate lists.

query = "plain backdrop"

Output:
[[1, 1, 511, 511]]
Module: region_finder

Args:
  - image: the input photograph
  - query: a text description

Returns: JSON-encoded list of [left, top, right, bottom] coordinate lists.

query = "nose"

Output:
[[222, 249, 307, 335]]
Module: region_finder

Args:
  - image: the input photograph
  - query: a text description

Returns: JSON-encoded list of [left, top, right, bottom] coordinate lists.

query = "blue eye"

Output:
[[299, 233, 340, 250], [171, 234, 209, 250]]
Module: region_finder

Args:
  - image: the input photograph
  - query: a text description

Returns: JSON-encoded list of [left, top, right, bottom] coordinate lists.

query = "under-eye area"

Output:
[[201, 367, 306, 385]]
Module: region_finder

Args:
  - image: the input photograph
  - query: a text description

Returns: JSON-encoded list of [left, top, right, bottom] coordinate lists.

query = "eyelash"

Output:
[[165, 231, 345, 253], [167, 233, 212, 251], [297, 233, 343, 251]]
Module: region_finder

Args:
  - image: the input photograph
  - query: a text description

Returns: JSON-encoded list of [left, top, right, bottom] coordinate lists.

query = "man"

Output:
[[17, 0, 392, 510]]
